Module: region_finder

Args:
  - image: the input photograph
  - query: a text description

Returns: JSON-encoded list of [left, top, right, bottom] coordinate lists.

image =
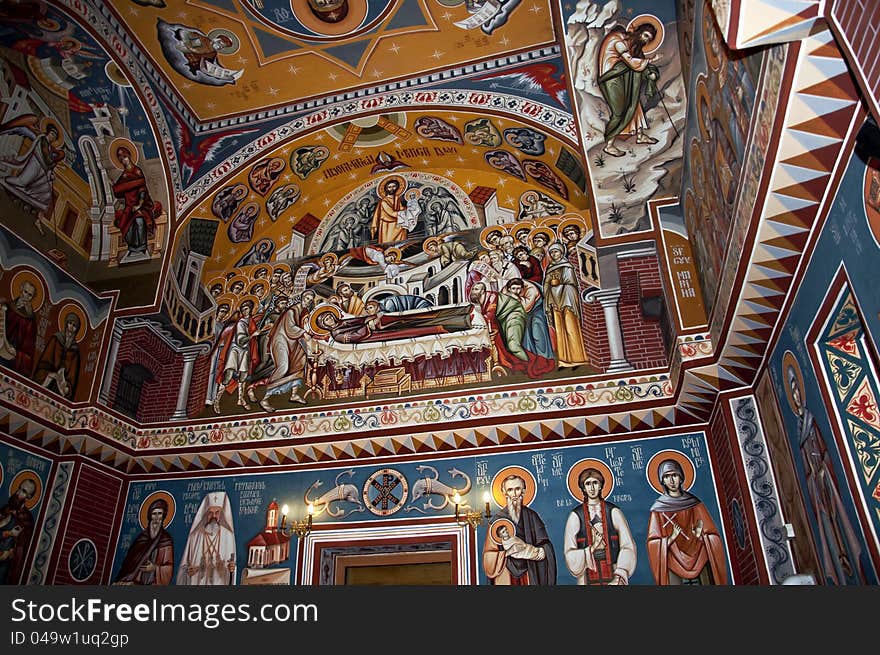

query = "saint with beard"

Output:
[[177, 491, 236, 585], [2, 280, 37, 376], [482, 473, 556, 585], [114, 499, 174, 585]]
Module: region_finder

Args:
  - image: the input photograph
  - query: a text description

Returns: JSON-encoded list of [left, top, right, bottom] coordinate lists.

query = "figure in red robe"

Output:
[[112, 146, 162, 257]]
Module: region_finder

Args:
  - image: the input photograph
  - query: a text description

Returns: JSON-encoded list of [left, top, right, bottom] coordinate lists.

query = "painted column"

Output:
[[587, 289, 632, 373], [97, 321, 124, 405], [170, 350, 200, 420]]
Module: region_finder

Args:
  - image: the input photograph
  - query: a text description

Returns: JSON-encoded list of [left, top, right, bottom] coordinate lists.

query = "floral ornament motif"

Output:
[[422, 404, 441, 422], [380, 407, 399, 425], [566, 390, 586, 406], [173, 432, 187, 447], [469, 399, 490, 416], [517, 395, 537, 412], [247, 424, 264, 440], [333, 415, 351, 432], [847, 378, 880, 429], [827, 353, 861, 400], [846, 420, 880, 482]]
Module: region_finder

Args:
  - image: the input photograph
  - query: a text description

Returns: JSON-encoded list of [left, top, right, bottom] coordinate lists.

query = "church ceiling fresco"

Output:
[[0, 0, 170, 308], [0, 0, 867, 461], [103, 0, 558, 121]]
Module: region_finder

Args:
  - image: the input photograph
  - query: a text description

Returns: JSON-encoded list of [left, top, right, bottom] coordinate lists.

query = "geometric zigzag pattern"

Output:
[[0, 32, 862, 476], [681, 28, 861, 419], [735, 0, 824, 49], [1, 402, 695, 474]]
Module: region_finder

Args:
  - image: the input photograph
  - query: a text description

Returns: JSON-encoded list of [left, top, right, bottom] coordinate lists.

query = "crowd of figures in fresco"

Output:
[[112, 448, 730, 586], [202, 209, 596, 414]]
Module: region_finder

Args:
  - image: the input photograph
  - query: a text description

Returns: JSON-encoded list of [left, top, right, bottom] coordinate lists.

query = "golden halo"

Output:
[[37, 18, 61, 31], [309, 304, 341, 335], [138, 491, 176, 529], [252, 264, 270, 280], [56, 303, 87, 343], [10, 469, 43, 510], [702, 0, 723, 71], [377, 174, 406, 199], [271, 262, 292, 275], [696, 77, 712, 142], [206, 275, 227, 292], [512, 222, 535, 243], [423, 236, 442, 254], [490, 466, 537, 508], [206, 28, 240, 55], [38, 117, 64, 147], [480, 225, 508, 248], [104, 60, 131, 87], [319, 252, 339, 267], [489, 517, 516, 545], [520, 190, 541, 206], [627, 14, 665, 55], [109, 137, 138, 168], [528, 226, 555, 247], [566, 458, 615, 501], [646, 450, 696, 495], [249, 281, 268, 297], [289, 0, 370, 38], [558, 215, 588, 240], [226, 275, 249, 295], [10, 268, 46, 311], [236, 294, 260, 313], [782, 350, 805, 416], [384, 246, 402, 262], [214, 292, 237, 312]]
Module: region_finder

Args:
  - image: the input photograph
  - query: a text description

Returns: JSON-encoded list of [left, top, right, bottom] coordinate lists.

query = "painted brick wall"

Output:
[[831, 0, 880, 117], [582, 296, 610, 370], [617, 256, 668, 369], [187, 352, 212, 416], [108, 327, 193, 423], [708, 408, 762, 584], [50, 464, 123, 584]]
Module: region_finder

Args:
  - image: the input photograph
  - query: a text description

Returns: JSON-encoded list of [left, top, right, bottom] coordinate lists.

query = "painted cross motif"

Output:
[[362, 468, 409, 516]]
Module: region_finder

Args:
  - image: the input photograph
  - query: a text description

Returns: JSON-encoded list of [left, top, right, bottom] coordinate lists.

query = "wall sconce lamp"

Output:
[[453, 491, 492, 529], [280, 502, 314, 538]]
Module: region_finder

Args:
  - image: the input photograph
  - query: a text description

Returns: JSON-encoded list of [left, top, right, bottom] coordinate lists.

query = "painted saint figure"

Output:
[[32, 310, 81, 400], [176, 491, 236, 585], [0, 115, 65, 234], [597, 21, 661, 157], [564, 467, 636, 585], [482, 474, 556, 585], [543, 242, 589, 367], [2, 279, 38, 376], [0, 477, 36, 585], [113, 498, 174, 585], [370, 177, 410, 245], [785, 361, 865, 584], [646, 458, 727, 585], [112, 145, 162, 260]]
